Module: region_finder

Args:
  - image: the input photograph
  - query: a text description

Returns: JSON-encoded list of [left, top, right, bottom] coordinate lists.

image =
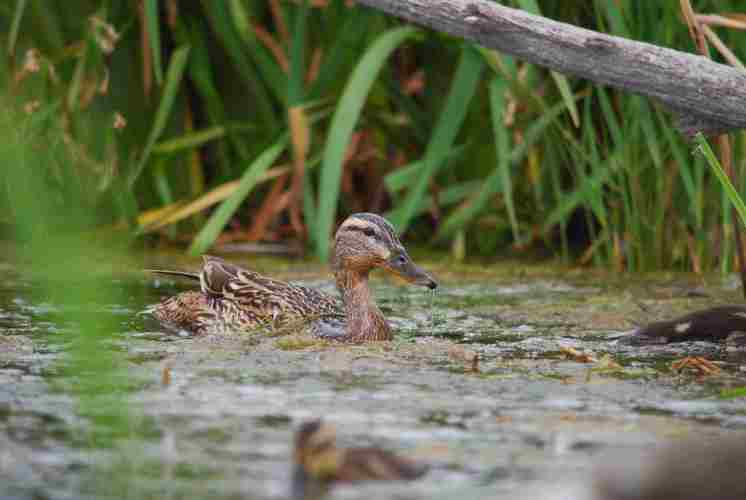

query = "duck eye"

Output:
[[397, 255, 406, 264], [363, 228, 376, 237]]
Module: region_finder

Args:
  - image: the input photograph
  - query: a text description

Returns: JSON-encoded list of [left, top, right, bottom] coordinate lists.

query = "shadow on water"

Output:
[[2, 254, 746, 499]]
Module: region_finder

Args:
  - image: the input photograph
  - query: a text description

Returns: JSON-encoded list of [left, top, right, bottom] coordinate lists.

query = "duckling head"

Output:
[[294, 419, 340, 479], [331, 213, 437, 289]]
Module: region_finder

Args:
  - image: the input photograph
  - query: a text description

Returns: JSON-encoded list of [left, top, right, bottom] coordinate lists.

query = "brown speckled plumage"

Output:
[[291, 419, 426, 499], [151, 291, 217, 334], [150, 213, 437, 341]]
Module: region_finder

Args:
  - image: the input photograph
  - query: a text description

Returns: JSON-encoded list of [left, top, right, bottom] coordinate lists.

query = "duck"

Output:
[[149, 213, 437, 341], [619, 305, 746, 345], [291, 419, 427, 499]]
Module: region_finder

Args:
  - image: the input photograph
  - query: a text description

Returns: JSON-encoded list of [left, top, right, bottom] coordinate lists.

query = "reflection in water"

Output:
[[1, 259, 746, 499]]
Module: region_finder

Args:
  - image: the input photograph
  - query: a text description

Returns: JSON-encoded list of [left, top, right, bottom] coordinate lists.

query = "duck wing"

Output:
[[201, 255, 341, 324]]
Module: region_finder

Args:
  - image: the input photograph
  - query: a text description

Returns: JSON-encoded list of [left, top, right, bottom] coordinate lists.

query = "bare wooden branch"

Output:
[[355, 0, 746, 136]]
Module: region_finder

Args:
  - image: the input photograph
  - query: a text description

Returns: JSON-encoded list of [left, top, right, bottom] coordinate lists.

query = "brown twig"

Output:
[[680, 0, 708, 55], [670, 356, 722, 376], [245, 173, 290, 242], [701, 25, 745, 70], [288, 106, 310, 239], [694, 14, 746, 31], [254, 24, 289, 72], [268, 0, 289, 42]]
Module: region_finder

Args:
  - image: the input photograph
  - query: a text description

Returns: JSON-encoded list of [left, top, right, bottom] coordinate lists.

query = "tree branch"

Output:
[[355, 0, 746, 136]]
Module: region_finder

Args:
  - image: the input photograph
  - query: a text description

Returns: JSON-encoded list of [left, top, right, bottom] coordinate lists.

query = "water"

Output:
[[2, 254, 746, 499]]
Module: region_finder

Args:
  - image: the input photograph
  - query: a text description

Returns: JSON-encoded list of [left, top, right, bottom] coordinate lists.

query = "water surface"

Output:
[[2, 254, 746, 499]]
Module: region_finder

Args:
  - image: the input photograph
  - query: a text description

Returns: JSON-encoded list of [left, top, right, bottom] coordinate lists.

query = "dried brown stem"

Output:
[[695, 14, 746, 31], [702, 25, 745, 70]]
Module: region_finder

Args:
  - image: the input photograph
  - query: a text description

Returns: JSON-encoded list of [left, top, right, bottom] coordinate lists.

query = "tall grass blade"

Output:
[[139, 165, 289, 233], [287, 1, 310, 233], [597, 87, 623, 146], [127, 45, 190, 188], [409, 181, 484, 219], [8, 0, 27, 58], [580, 94, 610, 260], [228, 8, 285, 103], [188, 136, 288, 255], [435, 78, 510, 240], [508, 96, 581, 181], [543, 155, 621, 233], [228, 0, 254, 44], [596, 0, 631, 37], [144, 0, 163, 85], [551, 71, 580, 127], [659, 109, 696, 204], [303, 171, 318, 247], [491, 78, 519, 240], [66, 46, 87, 112], [152, 158, 173, 206], [384, 145, 467, 194], [316, 26, 419, 261], [185, 18, 250, 171], [153, 125, 227, 154], [389, 45, 484, 234], [308, 8, 371, 100], [287, 0, 308, 106], [515, 0, 579, 126], [201, 1, 278, 128], [695, 133, 746, 228]]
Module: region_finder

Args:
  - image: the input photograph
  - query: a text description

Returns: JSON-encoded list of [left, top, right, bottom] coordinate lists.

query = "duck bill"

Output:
[[384, 254, 438, 290]]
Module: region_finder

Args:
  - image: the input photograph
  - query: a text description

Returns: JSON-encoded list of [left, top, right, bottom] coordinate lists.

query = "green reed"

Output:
[[2, 0, 745, 272], [0, 91, 159, 499]]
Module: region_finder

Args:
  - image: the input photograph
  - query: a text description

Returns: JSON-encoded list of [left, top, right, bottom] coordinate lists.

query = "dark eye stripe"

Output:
[[344, 225, 380, 239]]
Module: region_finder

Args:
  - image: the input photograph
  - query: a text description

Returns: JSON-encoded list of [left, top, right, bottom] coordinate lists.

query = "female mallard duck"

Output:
[[150, 213, 437, 341], [292, 419, 426, 499]]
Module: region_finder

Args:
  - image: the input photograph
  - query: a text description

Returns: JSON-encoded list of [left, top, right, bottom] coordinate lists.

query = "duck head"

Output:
[[331, 213, 437, 289]]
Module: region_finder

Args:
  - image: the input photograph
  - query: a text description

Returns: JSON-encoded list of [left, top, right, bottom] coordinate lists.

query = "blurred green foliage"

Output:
[[0, 87, 147, 496], [2, 0, 746, 272]]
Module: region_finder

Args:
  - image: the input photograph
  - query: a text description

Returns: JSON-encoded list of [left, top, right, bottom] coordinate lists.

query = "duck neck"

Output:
[[334, 268, 391, 341]]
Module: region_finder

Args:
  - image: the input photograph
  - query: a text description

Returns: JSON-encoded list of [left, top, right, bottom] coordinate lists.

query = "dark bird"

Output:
[[292, 419, 427, 499], [149, 213, 437, 341], [620, 305, 746, 345]]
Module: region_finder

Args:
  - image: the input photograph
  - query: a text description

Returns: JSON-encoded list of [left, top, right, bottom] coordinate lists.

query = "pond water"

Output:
[[2, 253, 746, 499]]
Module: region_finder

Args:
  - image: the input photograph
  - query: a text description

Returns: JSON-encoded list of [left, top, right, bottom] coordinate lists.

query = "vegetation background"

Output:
[[2, 2, 746, 496], [2, 0, 746, 273]]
